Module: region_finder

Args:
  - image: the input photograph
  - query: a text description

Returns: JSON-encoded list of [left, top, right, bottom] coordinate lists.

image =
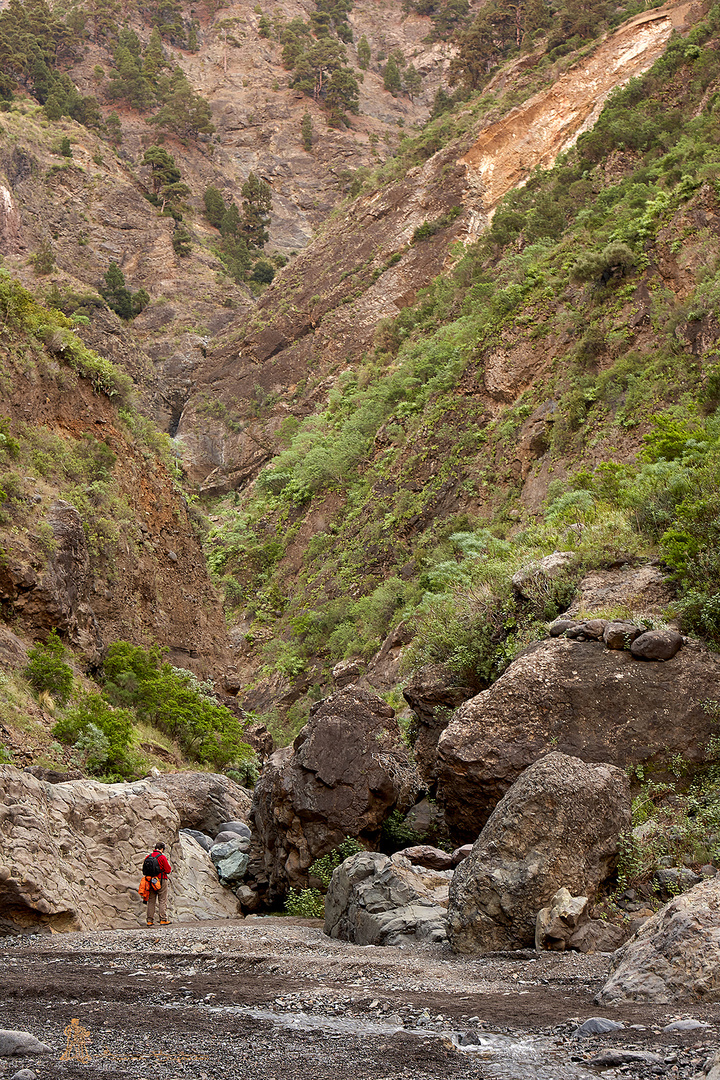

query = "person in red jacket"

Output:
[[146, 842, 172, 926]]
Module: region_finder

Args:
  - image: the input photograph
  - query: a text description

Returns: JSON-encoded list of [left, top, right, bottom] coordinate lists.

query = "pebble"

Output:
[[662, 1019, 709, 1032], [573, 1016, 625, 1036]]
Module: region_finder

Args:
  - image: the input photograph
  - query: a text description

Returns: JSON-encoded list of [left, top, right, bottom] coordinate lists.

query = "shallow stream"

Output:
[[216, 1005, 598, 1080]]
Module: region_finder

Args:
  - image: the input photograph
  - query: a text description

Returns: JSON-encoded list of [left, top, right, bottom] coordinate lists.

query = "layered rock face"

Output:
[[437, 638, 720, 840], [0, 767, 239, 934], [598, 877, 720, 1003], [147, 772, 252, 836], [447, 753, 630, 953], [252, 686, 421, 898], [324, 851, 450, 946]]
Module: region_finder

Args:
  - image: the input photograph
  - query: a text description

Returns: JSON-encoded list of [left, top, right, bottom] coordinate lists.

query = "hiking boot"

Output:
[[146, 920, 153, 926], [159, 920, 171, 925]]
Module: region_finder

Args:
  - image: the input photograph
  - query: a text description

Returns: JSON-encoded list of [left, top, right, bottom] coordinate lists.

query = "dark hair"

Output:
[[155, 842, 165, 851]]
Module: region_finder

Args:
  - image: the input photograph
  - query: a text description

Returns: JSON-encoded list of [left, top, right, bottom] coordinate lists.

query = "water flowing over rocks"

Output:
[[0, 766, 239, 934], [436, 637, 720, 840], [447, 753, 630, 954], [252, 686, 421, 898], [597, 876, 720, 1004], [324, 851, 450, 946]]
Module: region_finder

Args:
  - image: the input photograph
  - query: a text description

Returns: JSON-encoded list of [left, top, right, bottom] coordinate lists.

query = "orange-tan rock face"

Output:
[[459, 0, 699, 223]]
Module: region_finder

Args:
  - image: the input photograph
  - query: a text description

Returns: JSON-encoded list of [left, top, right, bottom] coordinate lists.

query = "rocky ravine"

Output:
[[178, 0, 702, 488], [0, 921, 718, 1080]]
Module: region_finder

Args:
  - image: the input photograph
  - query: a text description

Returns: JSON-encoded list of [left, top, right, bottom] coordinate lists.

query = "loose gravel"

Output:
[[0, 918, 717, 1080]]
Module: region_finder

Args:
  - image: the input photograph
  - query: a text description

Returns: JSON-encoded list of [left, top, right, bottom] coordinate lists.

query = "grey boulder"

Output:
[[447, 753, 630, 953], [217, 820, 251, 839], [597, 876, 720, 1003], [0, 1031, 52, 1056], [179, 828, 213, 852], [210, 835, 251, 884], [324, 850, 450, 946], [573, 1017, 624, 1036]]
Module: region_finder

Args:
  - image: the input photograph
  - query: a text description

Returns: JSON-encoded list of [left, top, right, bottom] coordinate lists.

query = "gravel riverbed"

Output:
[[0, 918, 717, 1080]]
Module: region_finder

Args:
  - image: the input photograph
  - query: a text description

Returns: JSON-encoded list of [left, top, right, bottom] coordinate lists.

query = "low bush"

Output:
[[25, 630, 74, 706], [102, 642, 254, 769]]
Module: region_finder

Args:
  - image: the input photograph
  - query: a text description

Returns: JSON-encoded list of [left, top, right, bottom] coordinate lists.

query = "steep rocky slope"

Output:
[[0, 277, 231, 675]]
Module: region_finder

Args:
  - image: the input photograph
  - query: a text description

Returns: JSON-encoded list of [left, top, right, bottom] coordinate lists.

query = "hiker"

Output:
[[146, 842, 172, 926]]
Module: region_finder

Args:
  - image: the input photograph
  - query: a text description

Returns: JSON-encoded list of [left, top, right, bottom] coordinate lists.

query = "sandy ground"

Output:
[[0, 918, 718, 1080]]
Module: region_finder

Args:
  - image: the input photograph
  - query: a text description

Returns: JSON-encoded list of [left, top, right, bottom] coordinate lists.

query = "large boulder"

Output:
[[252, 686, 421, 897], [402, 664, 477, 784], [0, 766, 240, 933], [437, 637, 720, 841], [147, 771, 252, 835], [597, 877, 720, 1004], [447, 753, 630, 954], [324, 851, 450, 945]]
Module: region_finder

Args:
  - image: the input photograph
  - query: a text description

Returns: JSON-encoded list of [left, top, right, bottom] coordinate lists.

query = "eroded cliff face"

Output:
[[171, 0, 704, 489], [0, 0, 456, 442], [0, 321, 231, 676], [459, 1, 700, 223]]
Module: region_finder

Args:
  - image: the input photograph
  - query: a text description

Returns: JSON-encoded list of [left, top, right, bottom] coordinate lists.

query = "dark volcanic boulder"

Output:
[[630, 629, 683, 661], [447, 753, 630, 954], [597, 877, 720, 1004], [437, 637, 720, 841], [253, 686, 421, 897], [403, 663, 477, 784]]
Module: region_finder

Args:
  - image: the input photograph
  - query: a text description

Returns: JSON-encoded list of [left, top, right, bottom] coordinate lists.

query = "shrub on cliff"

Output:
[[53, 692, 136, 778], [25, 630, 74, 707], [102, 642, 254, 769]]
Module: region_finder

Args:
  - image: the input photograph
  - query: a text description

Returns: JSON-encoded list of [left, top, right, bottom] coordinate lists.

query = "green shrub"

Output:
[[52, 691, 136, 777], [25, 630, 74, 706], [102, 641, 254, 769], [616, 769, 720, 896], [0, 743, 12, 764], [308, 837, 363, 886], [284, 887, 325, 918]]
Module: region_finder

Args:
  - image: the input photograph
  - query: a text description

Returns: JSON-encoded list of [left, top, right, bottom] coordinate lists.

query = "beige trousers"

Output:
[[147, 877, 168, 922]]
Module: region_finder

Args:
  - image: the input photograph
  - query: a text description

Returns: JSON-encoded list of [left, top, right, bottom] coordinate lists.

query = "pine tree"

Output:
[[143, 27, 166, 79], [204, 185, 227, 228], [240, 172, 272, 249], [357, 33, 370, 70], [141, 145, 189, 211], [383, 56, 402, 95], [150, 67, 215, 143], [220, 202, 242, 238], [326, 66, 360, 126], [301, 110, 313, 151], [172, 223, 192, 257], [403, 63, 422, 101], [100, 262, 133, 319], [106, 111, 122, 145]]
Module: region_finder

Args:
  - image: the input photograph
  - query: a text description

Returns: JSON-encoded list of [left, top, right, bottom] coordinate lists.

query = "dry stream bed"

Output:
[[0, 919, 717, 1080]]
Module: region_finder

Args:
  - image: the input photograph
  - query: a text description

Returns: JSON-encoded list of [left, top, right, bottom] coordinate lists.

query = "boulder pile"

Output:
[[447, 752, 630, 953], [436, 637, 720, 839]]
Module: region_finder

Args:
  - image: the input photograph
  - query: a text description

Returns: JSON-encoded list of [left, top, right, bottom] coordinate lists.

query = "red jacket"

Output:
[[153, 850, 172, 879]]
